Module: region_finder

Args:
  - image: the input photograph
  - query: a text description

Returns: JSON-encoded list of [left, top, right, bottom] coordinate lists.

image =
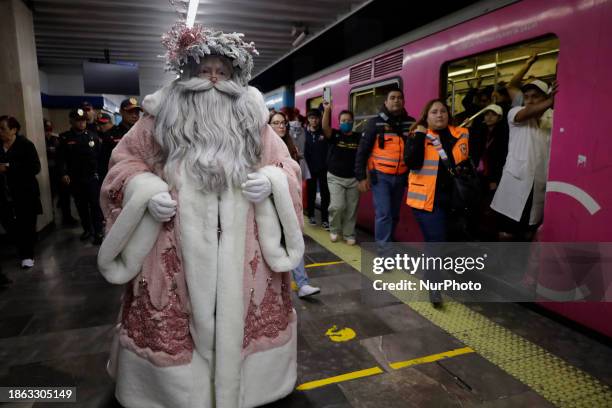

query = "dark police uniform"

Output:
[[97, 112, 120, 181], [81, 101, 100, 136], [57, 108, 104, 243], [99, 98, 141, 179]]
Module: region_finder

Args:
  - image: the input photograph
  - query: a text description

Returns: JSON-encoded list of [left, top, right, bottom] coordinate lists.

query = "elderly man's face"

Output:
[[197, 56, 233, 83]]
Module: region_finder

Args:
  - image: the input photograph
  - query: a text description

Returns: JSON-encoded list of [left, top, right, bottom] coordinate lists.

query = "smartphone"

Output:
[[323, 86, 331, 103]]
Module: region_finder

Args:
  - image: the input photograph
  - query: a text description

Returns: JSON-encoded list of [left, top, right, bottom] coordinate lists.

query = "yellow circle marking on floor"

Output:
[[303, 223, 612, 407], [325, 325, 357, 342]]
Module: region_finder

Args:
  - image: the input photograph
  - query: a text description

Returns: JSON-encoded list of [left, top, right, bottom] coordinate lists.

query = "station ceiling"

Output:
[[30, 0, 369, 78]]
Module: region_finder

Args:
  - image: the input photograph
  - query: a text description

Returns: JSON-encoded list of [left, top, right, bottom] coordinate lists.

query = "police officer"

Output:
[[97, 112, 116, 181], [81, 101, 99, 135], [57, 108, 104, 245], [114, 97, 142, 138]]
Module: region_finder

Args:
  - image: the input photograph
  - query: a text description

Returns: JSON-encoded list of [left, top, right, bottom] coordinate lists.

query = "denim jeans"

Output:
[[412, 206, 448, 285], [411, 206, 447, 242], [370, 171, 407, 253], [291, 258, 310, 288]]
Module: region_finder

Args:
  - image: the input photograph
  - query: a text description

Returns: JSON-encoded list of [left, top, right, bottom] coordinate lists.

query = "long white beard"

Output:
[[153, 77, 263, 194]]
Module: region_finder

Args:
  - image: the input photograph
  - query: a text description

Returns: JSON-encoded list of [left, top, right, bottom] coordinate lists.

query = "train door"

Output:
[[442, 35, 559, 241]]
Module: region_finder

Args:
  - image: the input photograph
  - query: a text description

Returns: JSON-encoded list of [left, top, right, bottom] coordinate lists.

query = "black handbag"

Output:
[[435, 149, 481, 212]]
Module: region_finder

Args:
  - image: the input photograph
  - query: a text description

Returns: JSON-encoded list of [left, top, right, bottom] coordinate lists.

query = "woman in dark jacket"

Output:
[[0, 116, 42, 268]]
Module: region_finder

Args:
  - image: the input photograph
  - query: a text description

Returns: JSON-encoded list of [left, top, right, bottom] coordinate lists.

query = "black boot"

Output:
[[429, 289, 443, 308]]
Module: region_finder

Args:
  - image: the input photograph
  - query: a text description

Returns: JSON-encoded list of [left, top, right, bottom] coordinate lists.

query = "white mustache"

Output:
[[174, 77, 244, 97]]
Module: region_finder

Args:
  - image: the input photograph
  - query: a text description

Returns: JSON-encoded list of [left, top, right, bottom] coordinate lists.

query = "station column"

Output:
[[0, 0, 52, 230]]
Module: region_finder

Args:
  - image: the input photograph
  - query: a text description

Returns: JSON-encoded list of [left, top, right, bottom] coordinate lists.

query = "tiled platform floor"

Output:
[[0, 223, 611, 407]]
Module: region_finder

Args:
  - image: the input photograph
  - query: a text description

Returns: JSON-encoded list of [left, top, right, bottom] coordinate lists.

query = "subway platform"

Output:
[[1, 222, 612, 407]]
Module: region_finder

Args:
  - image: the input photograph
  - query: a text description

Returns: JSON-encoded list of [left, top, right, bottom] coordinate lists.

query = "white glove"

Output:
[[147, 192, 177, 223], [241, 172, 272, 203]]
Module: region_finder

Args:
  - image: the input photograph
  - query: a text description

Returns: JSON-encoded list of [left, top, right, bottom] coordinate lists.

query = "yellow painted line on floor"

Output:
[[389, 346, 474, 370], [303, 223, 612, 407], [305, 260, 345, 268], [296, 347, 472, 391], [296, 367, 384, 391]]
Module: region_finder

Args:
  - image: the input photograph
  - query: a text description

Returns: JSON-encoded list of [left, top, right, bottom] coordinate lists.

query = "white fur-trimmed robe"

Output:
[[97, 87, 304, 408]]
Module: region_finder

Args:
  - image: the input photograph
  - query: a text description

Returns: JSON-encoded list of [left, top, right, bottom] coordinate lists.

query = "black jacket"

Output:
[[0, 135, 42, 214], [57, 128, 102, 181], [354, 107, 415, 181], [469, 121, 509, 184], [99, 123, 131, 180], [304, 127, 328, 174]]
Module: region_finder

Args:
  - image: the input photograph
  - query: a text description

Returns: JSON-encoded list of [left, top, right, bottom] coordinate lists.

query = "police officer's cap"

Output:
[[69, 108, 88, 121], [120, 97, 142, 111], [96, 112, 113, 124]]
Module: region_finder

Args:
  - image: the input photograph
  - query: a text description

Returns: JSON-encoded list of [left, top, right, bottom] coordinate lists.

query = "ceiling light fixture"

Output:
[[477, 62, 496, 70], [186, 0, 200, 28], [448, 68, 473, 77], [292, 31, 307, 47]]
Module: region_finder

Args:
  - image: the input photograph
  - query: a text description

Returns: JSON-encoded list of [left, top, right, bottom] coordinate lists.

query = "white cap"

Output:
[[521, 79, 549, 95], [484, 104, 503, 116]]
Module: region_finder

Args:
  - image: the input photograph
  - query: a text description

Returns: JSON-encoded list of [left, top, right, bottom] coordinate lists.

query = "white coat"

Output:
[[490, 107, 552, 225]]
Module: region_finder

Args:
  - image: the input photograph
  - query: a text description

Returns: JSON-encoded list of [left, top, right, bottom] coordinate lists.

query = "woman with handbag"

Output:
[[404, 99, 474, 306]]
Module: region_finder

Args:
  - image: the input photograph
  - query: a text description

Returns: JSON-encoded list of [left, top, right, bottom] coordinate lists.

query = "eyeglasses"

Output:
[[270, 121, 287, 127]]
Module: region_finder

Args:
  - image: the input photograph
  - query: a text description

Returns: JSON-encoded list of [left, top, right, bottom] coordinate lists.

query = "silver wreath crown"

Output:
[[161, 22, 259, 85]]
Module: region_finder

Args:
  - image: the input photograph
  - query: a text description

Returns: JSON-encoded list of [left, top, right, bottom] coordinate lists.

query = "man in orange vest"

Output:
[[354, 88, 415, 252]]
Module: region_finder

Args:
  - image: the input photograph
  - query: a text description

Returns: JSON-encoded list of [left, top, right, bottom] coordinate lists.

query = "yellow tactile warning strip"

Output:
[[303, 224, 612, 407]]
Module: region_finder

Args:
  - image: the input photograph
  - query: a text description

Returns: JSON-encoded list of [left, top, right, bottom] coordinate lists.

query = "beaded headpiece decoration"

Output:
[[161, 20, 258, 85]]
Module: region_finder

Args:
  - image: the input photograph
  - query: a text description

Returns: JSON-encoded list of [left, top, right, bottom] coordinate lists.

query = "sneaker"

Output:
[[308, 217, 317, 225], [345, 237, 356, 246], [329, 233, 339, 242], [21, 259, 34, 269], [321, 221, 330, 231], [298, 284, 321, 298]]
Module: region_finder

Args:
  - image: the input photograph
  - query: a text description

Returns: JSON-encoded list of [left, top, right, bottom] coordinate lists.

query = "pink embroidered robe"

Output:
[[97, 87, 304, 408]]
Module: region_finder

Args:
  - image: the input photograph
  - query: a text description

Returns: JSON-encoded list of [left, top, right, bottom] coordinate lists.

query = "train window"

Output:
[[444, 36, 559, 120], [307, 96, 324, 111], [350, 78, 401, 133]]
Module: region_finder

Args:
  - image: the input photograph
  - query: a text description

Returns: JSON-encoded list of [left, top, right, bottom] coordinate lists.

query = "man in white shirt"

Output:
[[490, 79, 557, 240]]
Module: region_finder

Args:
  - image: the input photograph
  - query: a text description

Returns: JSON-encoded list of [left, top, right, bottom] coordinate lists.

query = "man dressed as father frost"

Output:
[[97, 20, 304, 408]]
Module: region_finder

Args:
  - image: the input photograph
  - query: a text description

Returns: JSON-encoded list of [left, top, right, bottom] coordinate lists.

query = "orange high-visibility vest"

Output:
[[368, 122, 409, 175], [406, 126, 469, 212]]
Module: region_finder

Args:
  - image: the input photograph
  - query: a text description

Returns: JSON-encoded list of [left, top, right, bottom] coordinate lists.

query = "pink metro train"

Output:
[[286, 0, 612, 337]]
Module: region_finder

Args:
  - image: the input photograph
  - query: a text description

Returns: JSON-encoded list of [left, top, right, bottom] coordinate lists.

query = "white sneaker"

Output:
[[298, 284, 320, 298], [329, 233, 339, 242], [345, 237, 356, 246], [21, 259, 34, 268]]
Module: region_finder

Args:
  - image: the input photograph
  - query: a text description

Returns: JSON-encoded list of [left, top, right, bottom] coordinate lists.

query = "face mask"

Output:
[[339, 122, 353, 133]]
